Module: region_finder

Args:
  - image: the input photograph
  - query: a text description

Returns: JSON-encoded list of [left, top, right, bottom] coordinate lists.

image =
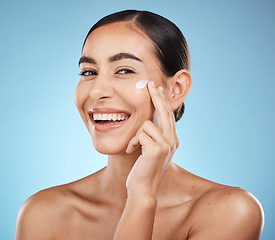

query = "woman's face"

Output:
[[74, 22, 167, 155]]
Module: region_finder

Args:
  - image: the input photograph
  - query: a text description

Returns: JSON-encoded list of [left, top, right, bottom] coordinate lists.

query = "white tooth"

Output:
[[107, 114, 112, 120], [102, 114, 107, 120], [112, 114, 117, 121], [117, 115, 121, 121], [121, 116, 125, 120], [98, 114, 102, 120], [93, 113, 98, 120]]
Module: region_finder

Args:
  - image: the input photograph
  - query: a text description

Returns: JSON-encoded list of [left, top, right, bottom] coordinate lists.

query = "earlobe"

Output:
[[169, 69, 192, 111]]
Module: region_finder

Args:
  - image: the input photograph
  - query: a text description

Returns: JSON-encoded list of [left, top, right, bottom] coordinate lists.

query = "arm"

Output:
[[113, 195, 157, 239], [113, 81, 178, 239]]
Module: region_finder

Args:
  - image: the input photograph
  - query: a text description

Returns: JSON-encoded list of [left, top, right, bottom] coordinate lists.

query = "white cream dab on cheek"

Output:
[[135, 79, 149, 89]]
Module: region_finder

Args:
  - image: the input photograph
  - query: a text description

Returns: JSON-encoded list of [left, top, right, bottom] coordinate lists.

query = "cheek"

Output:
[[74, 82, 90, 126], [74, 82, 88, 109], [119, 83, 154, 120]]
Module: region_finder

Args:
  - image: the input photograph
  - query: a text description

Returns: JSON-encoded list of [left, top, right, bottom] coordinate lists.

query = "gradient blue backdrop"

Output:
[[0, 0, 274, 239]]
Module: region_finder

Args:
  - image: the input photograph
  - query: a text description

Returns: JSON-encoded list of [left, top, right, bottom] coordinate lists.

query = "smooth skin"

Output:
[[15, 22, 264, 240]]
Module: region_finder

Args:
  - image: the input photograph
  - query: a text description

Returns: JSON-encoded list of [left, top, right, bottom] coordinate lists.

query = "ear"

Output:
[[168, 69, 192, 111]]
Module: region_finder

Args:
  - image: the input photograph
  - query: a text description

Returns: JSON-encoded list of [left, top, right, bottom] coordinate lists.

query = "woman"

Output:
[[15, 10, 264, 239]]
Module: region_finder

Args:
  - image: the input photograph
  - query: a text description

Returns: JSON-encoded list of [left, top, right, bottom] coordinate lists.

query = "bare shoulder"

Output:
[[188, 186, 264, 240], [15, 169, 106, 240], [15, 185, 75, 240]]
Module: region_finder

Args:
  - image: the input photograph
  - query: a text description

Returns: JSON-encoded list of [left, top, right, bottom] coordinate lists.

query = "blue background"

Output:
[[0, 0, 274, 239]]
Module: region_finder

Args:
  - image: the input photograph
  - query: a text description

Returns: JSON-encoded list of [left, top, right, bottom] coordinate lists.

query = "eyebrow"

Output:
[[109, 52, 142, 63], [78, 56, 95, 66], [78, 52, 142, 66]]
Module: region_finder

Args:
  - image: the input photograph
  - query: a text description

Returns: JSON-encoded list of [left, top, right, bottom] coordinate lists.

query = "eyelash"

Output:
[[79, 70, 97, 76], [79, 69, 135, 76], [116, 69, 135, 74]]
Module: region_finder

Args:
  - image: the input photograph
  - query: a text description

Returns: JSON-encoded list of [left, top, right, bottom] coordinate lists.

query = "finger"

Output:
[[126, 130, 170, 166], [148, 82, 170, 132], [135, 120, 167, 144], [150, 81, 179, 150], [148, 81, 178, 145], [126, 131, 155, 154], [127, 119, 174, 155]]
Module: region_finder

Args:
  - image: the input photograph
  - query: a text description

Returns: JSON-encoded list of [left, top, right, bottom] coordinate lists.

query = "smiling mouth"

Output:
[[89, 113, 131, 125]]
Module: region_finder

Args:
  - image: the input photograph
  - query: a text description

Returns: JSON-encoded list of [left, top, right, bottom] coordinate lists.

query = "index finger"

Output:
[[147, 81, 177, 140]]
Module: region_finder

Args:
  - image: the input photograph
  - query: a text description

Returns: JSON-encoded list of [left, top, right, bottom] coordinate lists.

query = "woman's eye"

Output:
[[79, 70, 97, 76], [117, 69, 135, 74]]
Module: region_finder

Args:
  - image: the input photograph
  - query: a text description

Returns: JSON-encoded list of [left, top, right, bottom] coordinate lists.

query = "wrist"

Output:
[[127, 184, 158, 199], [126, 192, 157, 208]]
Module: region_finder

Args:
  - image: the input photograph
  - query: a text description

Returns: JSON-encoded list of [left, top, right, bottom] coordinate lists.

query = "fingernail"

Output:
[[125, 145, 130, 154], [150, 81, 156, 88], [158, 86, 164, 93]]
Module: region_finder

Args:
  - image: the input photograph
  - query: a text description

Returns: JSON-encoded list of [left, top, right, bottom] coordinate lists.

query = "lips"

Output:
[[88, 108, 131, 131]]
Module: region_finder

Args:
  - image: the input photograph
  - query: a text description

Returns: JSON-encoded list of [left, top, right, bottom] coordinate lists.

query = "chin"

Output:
[[95, 146, 126, 155], [94, 147, 128, 156], [92, 138, 129, 156]]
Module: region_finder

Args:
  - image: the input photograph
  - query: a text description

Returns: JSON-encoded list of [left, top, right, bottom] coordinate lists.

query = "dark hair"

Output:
[[82, 10, 190, 122]]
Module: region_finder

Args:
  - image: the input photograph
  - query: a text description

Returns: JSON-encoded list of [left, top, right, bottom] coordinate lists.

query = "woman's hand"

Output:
[[114, 81, 180, 239], [125, 81, 179, 199]]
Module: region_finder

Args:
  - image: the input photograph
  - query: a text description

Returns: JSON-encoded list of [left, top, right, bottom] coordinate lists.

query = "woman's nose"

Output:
[[89, 75, 114, 101]]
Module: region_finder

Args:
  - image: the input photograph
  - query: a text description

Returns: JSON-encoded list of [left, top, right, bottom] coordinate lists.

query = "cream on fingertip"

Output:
[[135, 79, 149, 89]]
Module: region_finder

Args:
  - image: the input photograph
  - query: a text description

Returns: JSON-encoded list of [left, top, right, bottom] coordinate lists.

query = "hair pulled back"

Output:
[[82, 10, 190, 122]]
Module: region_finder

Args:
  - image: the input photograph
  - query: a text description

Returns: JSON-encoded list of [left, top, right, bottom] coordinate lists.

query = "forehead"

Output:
[[82, 22, 156, 60]]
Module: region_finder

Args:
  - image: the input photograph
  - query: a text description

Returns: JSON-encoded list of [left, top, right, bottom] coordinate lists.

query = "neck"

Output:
[[100, 148, 180, 208], [101, 149, 140, 204]]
